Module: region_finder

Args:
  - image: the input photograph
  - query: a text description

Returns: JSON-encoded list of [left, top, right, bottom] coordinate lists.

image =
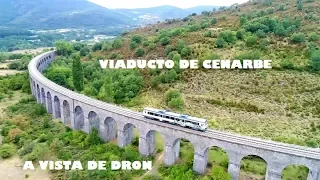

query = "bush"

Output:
[[218, 30, 236, 44], [165, 89, 181, 103], [236, 30, 244, 40], [246, 35, 258, 47], [131, 35, 142, 44], [181, 47, 192, 58], [0, 144, 16, 159], [308, 32, 319, 42], [210, 166, 232, 180], [311, 50, 320, 71], [130, 42, 138, 50], [160, 37, 170, 46], [215, 38, 226, 48], [291, 33, 306, 44], [211, 18, 217, 25], [148, 43, 156, 50], [168, 97, 184, 110], [204, 31, 212, 37], [136, 48, 145, 57]]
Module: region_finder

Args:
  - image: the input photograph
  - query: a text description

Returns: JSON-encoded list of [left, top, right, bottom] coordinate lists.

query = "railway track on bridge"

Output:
[[29, 51, 320, 161]]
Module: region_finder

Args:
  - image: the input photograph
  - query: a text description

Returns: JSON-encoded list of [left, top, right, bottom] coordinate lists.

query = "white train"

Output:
[[143, 107, 208, 131]]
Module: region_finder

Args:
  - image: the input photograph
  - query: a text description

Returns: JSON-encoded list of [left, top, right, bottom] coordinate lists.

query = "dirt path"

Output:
[[0, 155, 51, 180], [138, 153, 164, 179]]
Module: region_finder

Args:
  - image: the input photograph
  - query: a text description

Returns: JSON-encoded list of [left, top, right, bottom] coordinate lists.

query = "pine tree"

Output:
[[72, 54, 84, 91]]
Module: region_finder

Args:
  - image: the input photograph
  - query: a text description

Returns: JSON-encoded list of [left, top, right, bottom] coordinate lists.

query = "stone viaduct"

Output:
[[28, 51, 320, 180]]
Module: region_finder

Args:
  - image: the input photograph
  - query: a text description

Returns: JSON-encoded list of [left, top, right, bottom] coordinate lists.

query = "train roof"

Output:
[[144, 107, 207, 123]]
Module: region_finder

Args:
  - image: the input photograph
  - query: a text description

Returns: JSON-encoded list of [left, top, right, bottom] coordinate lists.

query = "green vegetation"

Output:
[[1, 0, 317, 179], [72, 54, 84, 91], [0, 144, 16, 158]]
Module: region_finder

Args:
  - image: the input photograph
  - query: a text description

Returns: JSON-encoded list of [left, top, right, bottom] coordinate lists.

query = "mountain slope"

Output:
[[0, 0, 219, 29], [0, 0, 134, 29]]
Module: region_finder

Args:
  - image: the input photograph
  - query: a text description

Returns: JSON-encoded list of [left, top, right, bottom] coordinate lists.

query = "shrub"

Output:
[[18, 140, 35, 157], [246, 35, 258, 46], [211, 18, 217, 25], [160, 37, 170, 46], [311, 50, 320, 71], [291, 33, 306, 43], [181, 47, 192, 58], [80, 47, 90, 57], [210, 166, 232, 180], [130, 42, 138, 50], [236, 30, 244, 40], [308, 32, 319, 42], [142, 41, 150, 46], [165, 89, 181, 103], [0, 144, 16, 159], [8, 128, 24, 143], [168, 97, 184, 110], [218, 30, 236, 43], [204, 31, 212, 37], [23, 143, 49, 161], [136, 48, 145, 57], [164, 45, 174, 56], [215, 38, 226, 48], [131, 35, 142, 44], [148, 43, 156, 50]]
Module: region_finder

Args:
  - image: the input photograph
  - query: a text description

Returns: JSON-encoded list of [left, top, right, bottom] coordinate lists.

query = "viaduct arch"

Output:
[[28, 51, 320, 180]]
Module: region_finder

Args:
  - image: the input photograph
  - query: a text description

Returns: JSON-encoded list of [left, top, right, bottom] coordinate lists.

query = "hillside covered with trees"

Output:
[[1, 0, 319, 179]]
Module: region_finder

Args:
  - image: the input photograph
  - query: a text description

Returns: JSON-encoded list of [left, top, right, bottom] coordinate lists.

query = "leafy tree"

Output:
[[46, 67, 72, 88], [72, 54, 84, 91], [55, 41, 73, 56], [92, 42, 103, 51], [98, 76, 115, 103], [311, 50, 320, 71], [80, 47, 90, 57]]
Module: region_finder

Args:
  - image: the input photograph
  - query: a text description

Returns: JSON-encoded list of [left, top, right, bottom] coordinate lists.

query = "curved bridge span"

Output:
[[28, 51, 320, 180]]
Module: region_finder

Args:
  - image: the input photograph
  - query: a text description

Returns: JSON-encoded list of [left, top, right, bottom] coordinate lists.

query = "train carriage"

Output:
[[143, 107, 208, 131]]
